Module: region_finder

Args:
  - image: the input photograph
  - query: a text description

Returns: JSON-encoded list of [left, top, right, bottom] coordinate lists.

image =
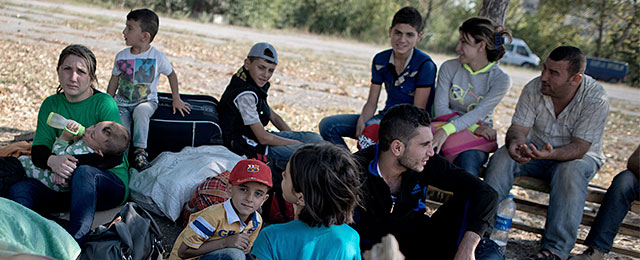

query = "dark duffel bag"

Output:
[[80, 202, 164, 260], [146, 92, 223, 161]]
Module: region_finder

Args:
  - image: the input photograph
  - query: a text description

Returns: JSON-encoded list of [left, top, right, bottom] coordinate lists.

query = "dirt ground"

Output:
[[0, 0, 638, 259]]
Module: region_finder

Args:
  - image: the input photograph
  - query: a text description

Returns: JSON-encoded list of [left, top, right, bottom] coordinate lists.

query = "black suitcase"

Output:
[[145, 92, 223, 161]]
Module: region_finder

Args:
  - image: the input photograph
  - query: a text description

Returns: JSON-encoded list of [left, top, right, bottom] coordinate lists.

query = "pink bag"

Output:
[[431, 112, 498, 162]]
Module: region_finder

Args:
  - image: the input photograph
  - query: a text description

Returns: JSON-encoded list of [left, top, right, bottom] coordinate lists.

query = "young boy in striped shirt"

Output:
[[169, 159, 272, 260]]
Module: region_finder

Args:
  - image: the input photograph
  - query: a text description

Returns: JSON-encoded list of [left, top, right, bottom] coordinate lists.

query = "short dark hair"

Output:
[[127, 8, 159, 42], [100, 121, 130, 156], [288, 143, 361, 227], [459, 17, 512, 62], [548, 46, 586, 76], [391, 6, 423, 32], [378, 104, 431, 152]]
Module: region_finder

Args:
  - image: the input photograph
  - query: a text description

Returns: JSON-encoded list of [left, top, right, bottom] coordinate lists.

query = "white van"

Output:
[[501, 38, 540, 68]]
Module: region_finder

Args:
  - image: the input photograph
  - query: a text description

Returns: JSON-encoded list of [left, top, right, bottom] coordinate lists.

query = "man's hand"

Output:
[[473, 125, 497, 141], [222, 233, 250, 251], [508, 142, 531, 164], [519, 143, 554, 160], [172, 98, 191, 117], [453, 231, 479, 260], [432, 129, 448, 154]]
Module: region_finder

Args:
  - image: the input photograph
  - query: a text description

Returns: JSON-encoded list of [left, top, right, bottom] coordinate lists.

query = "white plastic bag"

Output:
[[129, 145, 244, 221]]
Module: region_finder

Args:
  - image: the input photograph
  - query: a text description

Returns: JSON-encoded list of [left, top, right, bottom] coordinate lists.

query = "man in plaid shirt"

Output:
[[483, 46, 609, 260]]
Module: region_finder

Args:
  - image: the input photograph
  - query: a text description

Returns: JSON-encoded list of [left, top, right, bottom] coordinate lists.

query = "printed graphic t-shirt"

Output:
[[371, 48, 437, 112], [111, 46, 173, 106]]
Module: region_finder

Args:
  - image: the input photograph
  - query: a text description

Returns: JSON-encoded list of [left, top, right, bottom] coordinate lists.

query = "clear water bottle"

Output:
[[46, 112, 85, 136], [490, 194, 516, 252]]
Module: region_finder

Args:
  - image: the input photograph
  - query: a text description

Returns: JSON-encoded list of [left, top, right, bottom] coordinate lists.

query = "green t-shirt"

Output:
[[34, 91, 130, 202]]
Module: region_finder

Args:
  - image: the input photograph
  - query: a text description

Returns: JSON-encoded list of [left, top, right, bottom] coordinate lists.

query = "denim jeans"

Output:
[[198, 248, 254, 260], [453, 149, 489, 177], [318, 113, 384, 148], [483, 146, 600, 259], [268, 131, 324, 172], [8, 165, 125, 244], [119, 101, 158, 149], [584, 169, 639, 253]]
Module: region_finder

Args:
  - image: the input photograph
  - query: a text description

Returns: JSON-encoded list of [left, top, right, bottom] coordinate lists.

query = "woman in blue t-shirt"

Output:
[[251, 144, 362, 260]]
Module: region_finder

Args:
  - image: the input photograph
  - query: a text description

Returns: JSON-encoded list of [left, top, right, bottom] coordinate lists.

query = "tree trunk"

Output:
[[594, 0, 607, 57], [422, 0, 434, 30], [478, 0, 510, 25], [612, 0, 638, 56]]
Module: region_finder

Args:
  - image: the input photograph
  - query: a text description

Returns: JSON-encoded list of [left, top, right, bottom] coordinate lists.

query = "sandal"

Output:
[[134, 150, 151, 170], [525, 250, 562, 260]]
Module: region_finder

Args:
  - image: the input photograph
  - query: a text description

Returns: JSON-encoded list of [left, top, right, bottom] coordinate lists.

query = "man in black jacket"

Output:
[[353, 104, 498, 259]]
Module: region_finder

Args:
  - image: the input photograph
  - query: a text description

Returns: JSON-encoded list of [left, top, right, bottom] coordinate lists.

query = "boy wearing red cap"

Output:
[[170, 159, 272, 260]]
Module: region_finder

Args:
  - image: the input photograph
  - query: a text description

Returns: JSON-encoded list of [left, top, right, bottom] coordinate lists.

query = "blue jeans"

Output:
[[198, 248, 254, 260], [454, 149, 489, 177], [268, 131, 324, 171], [318, 113, 383, 148], [8, 165, 125, 244], [584, 170, 639, 253], [119, 101, 158, 149], [483, 146, 600, 260]]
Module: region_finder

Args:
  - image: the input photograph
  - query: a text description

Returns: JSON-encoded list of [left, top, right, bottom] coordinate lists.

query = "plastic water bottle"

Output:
[[46, 112, 85, 136], [490, 194, 516, 252]]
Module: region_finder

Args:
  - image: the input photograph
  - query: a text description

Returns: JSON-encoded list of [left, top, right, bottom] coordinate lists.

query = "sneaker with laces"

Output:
[[134, 150, 151, 170], [568, 248, 605, 260]]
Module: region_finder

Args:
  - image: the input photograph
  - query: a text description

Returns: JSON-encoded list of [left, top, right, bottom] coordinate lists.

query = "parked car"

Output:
[[585, 56, 628, 83], [501, 38, 540, 68]]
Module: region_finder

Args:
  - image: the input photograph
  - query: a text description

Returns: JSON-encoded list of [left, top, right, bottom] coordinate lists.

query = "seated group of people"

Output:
[[0, 5, 637, 260]]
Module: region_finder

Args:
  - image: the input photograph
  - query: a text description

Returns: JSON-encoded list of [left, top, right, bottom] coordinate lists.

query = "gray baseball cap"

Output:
[[247, 42, 278, 64]]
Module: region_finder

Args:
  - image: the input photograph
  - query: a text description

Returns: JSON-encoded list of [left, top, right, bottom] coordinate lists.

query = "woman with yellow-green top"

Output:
[[6, 45, 128, 245], [432, 17, 512, 176]]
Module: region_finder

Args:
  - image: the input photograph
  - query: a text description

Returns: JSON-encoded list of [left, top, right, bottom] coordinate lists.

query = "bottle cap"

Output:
[[507, 195, 514, 199]]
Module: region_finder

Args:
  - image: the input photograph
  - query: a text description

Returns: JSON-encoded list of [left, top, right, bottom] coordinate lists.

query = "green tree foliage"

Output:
[[505, 0, 639, 86], [88, 0, 638, 86]]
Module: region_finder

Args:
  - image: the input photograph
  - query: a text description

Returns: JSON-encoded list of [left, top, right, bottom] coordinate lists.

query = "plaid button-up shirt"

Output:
[[512, 75, 609, 166]]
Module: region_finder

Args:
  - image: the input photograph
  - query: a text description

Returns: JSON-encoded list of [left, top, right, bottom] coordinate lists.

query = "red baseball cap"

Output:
[[229, 159, 273, 188]]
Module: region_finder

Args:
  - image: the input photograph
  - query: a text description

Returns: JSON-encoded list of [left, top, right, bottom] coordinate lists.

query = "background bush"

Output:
[[88, 0, 639, 87]]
